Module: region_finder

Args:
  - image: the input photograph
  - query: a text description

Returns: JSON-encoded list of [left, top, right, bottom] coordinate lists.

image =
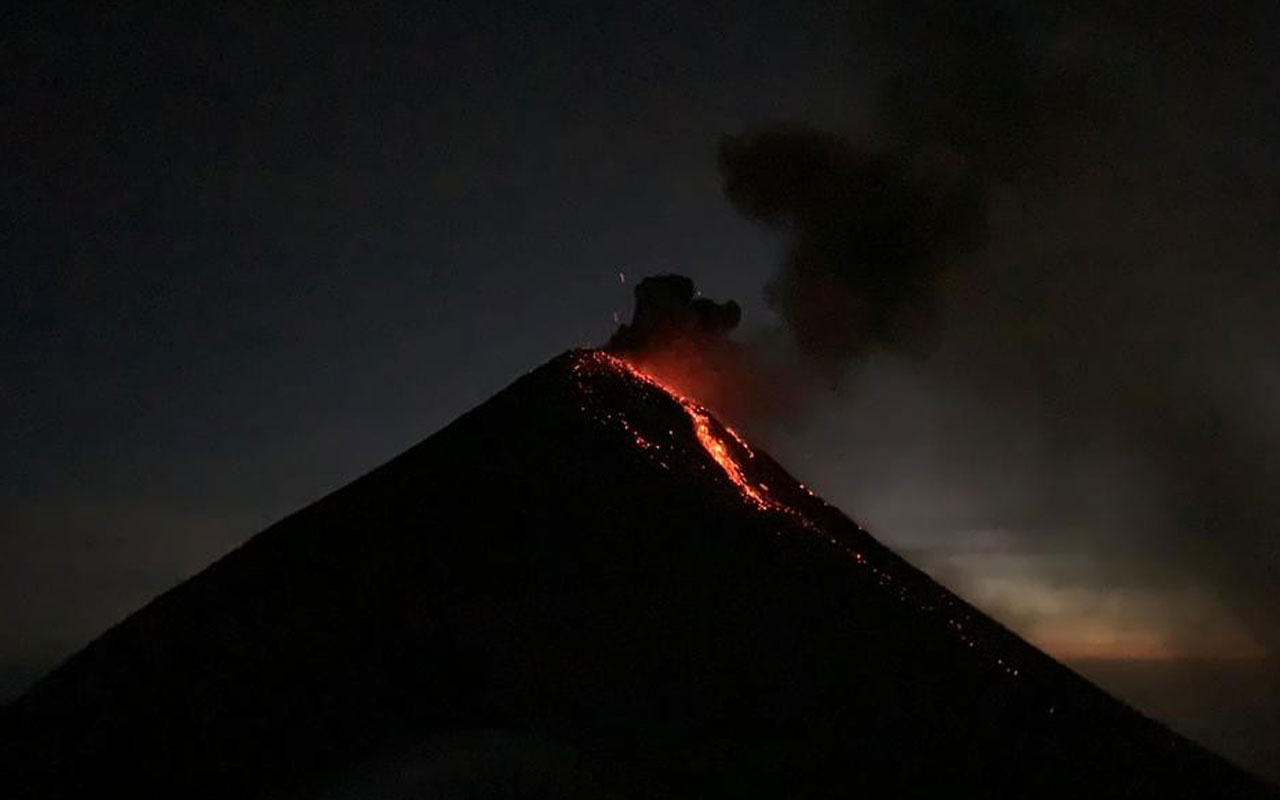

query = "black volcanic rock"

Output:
[[1, 350, 1275, 799]]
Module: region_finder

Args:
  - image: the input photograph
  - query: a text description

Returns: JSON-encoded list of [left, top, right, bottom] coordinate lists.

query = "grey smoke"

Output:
[[719, 126, 986, 369], [723, 0, 1280, 656]]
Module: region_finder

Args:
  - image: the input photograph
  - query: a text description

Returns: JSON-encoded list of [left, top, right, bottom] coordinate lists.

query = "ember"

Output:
[[577, 350, 786, 514], [572, 349, 1028, 678]]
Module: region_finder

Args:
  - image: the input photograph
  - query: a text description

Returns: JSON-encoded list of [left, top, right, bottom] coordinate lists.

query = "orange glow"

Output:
[[948, 565, 1269, 663], [579, 350, 788, 514], [1025, 618, 1268, 662], [689, 405, 773, 511], [572, 350, 1032, 677], [1035, 630, 1178, 662]]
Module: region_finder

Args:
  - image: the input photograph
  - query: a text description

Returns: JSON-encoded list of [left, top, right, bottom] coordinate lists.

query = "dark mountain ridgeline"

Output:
[[1, 350, 1274, 798]]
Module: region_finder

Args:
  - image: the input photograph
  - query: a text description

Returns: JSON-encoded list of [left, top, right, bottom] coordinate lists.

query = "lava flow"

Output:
[[575, 350, 786, 514], [573, 350, 1025, 676]]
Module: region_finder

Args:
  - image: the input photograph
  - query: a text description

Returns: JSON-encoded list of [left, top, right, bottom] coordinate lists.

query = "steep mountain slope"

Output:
[[2, 350, 1274, 798]]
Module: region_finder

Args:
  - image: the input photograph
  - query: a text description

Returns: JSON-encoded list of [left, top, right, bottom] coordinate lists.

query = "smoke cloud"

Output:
[[707, 1, 1280, 659], [719, 127, 986, 368], [607, 274, 741, 354], [605, 274, 803, 427]]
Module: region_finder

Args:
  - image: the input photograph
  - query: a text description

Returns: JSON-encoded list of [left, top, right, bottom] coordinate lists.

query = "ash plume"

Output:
[[607, 274, 741, 354], [714, 0, 1280, 659], [719, 126, 986, 368], [605, 274, 797, 428]]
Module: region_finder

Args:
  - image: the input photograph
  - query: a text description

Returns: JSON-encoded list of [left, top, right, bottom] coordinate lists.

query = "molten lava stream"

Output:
[[591, 351, 782, 514]]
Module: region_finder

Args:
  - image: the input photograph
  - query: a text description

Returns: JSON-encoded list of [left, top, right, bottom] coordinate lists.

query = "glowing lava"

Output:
[[688, 408, 772, 510], [571, 349, 1023, 679], [579, 350, 783, 513]]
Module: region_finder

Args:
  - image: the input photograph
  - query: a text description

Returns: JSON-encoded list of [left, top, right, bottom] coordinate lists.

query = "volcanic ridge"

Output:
[[1, 349, 1275, 798]]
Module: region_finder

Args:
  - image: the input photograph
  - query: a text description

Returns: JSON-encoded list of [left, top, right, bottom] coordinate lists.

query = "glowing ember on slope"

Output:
[[571, 349, 1026, 680], [577, 350, 784, 513], [689, 405, 772, 510]]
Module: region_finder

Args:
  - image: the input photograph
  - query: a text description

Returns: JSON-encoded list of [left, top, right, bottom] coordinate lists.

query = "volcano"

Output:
[[2, 350, 1274, 798]]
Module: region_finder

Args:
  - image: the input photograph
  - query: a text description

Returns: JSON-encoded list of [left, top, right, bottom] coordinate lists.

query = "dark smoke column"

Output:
[[607, 274, 741, 356], [604, 274, 778, 426], [718, 125, 987, 372]]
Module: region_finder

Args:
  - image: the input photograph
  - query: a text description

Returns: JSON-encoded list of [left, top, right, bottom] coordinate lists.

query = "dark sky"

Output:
[[4, 0, 1279, 778], [5, 0, 859, 655]]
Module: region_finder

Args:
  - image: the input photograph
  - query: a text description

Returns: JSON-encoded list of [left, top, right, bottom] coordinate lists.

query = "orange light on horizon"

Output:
[[931, 557, 1270, 664]]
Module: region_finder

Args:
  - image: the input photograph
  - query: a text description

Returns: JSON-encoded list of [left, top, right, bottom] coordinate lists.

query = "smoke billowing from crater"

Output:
[[611, 1, 1280, 663], [719, 126, 987, 370], [607, 274, 741, 354], [605, 274, 799, 430]]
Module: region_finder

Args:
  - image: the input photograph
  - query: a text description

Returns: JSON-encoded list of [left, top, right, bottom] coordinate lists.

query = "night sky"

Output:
[[5, 0, 1280, 778]]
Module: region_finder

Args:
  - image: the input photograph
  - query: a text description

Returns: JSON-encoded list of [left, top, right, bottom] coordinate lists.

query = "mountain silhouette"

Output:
[[2, 350, 1275, 798]]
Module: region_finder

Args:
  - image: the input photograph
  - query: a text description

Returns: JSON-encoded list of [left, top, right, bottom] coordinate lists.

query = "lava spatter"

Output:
[[573, 350, 789, 515], [571, 349, 1029, 681]]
